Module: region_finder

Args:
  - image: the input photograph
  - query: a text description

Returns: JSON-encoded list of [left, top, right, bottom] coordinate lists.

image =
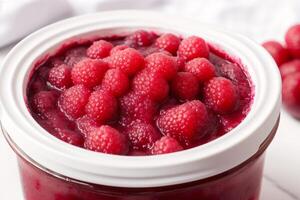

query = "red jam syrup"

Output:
[[26, 30, 253, 156]]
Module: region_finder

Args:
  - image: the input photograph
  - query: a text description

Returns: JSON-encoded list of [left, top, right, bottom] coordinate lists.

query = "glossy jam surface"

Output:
[[18, 152, 263, 200], [27, 30, 253, 155]]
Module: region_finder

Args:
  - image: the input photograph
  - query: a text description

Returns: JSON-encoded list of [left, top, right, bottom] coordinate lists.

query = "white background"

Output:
[[1, 0, 300, 199]]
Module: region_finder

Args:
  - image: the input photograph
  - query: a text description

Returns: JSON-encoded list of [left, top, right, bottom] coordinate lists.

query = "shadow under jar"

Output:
[[0, 11, 281, 200]]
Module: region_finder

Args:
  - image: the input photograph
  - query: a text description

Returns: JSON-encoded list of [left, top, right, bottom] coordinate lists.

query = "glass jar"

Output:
[[0, 11, 281, 200]]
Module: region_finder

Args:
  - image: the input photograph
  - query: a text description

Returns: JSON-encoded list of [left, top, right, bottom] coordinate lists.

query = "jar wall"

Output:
[[18, 153, 265, 200]]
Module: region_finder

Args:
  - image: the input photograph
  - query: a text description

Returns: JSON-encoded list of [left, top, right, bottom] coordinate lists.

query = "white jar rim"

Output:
[[0, 10, 281, 188]]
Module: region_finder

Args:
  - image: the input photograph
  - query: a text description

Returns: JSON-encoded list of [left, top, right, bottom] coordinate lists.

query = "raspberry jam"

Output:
[[26, 30, 253, 156]]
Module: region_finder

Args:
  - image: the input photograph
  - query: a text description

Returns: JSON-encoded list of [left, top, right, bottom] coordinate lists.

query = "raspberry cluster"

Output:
[[28, 30, 252, 156], [263, 24, 300, 118]]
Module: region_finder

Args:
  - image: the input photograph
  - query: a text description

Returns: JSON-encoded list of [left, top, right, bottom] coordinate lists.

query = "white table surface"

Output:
[[1, 45, 300, 200]]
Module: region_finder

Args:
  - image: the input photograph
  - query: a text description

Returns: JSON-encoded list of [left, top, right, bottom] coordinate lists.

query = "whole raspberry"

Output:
[[87, 40, 113, 59], [102, 69, 129, 97], [262, 41, 290, 66], [155, 33, 181, 55], [125, 121, 160, 151], [282, 73, 300, 118], [56, 129, 84, 147], [109, 48, 144, 75], [64, 47, 87, 67], [71, 58, 108, 88], [48, 64, 72, 90], [132, 69, 169, 102], [58, 85, 91, 119], [119, 92, 156, 126], [110, 45, 129, 55], [32, 91, 58, 114], [85, 125, 128, 155], [157, 100, 208, 145], [285, 24, 300, 58], [145, 52, 177, 80], [279, 59, 300, 80], [184, 58, 215, 82], [203, 77, 239, 114], [171, 72, 199, 100], [85, 90, 118, 123], [151, 136, 183, 155], [76, 115, 100, 137], [126, 30, 153, 47], [177, 36, 209, 61]]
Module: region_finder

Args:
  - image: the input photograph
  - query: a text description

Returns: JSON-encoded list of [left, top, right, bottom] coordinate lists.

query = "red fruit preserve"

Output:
[[26, 30, 253, 155], [0, 11, 281, 200]]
